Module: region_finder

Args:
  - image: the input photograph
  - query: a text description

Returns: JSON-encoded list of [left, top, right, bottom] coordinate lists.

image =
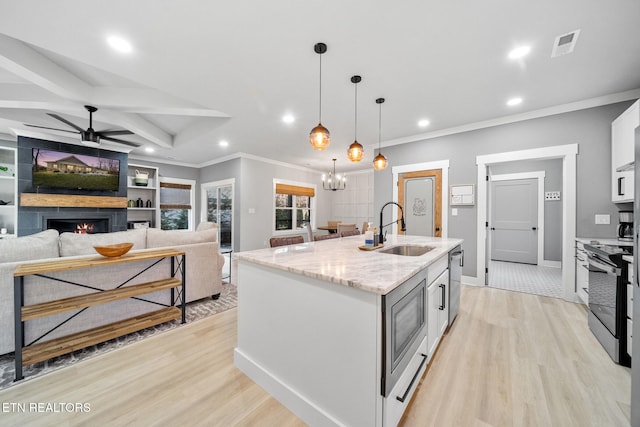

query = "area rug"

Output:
[[0, 283, 237, 390]]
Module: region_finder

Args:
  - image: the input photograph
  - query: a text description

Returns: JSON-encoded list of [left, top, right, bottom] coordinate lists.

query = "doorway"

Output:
[[201, 178, 234, 250], [486, 170, 563, 298], [476, 144, 577, 302], [398, 169, 442, 237]]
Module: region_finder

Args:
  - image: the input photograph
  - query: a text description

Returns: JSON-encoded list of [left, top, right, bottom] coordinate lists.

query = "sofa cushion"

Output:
[[146, 228, 216, 248], [0, 229, 60, 262], [59, 229, 147, 257]]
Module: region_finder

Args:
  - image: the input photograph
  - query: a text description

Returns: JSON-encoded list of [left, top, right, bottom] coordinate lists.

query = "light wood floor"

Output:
[[0, 286, 631, 427]]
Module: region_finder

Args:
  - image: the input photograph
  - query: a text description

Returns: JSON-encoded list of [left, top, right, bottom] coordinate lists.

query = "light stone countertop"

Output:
[[576, 237, 633, 247], [235, 234, 463, 295]]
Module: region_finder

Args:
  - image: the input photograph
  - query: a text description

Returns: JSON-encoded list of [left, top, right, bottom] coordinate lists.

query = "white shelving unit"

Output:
[[127, 163, 160, 228], [0, 146, 17, 239]]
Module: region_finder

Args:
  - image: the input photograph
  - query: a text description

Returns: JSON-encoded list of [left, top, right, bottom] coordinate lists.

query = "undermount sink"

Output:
[[378, 244, 435, 256]]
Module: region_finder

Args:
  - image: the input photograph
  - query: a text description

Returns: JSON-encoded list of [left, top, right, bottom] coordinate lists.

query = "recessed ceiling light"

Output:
[[144, 147, 155, 153], [219, 140, 229, 147], [418, 119, 430, 128], [107, 36, 133, 53], [506, 97, 523, 106], [282, 114, 295, 124], [508, 46, 531, 59]]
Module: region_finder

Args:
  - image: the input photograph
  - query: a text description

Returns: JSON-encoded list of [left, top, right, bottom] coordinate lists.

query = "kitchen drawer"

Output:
[[428, 256, 448, 285], [383, 335, 428, 427], [628, 284, 634, 319], [628, 318, 633, 357]]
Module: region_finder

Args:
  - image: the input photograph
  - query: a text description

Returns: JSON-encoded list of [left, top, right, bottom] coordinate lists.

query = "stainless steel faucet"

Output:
[[379, 201, 406, 243]]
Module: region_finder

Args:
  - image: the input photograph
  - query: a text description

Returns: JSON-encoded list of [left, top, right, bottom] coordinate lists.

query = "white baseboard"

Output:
[[540, 260, 562, 268], [462, 275, 484, 286], [234, 348, 344, 427]]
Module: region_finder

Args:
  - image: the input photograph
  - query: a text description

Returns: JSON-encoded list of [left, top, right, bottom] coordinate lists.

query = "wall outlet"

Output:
[[545, 191, 561, 201], [595, 214, 610, 225]]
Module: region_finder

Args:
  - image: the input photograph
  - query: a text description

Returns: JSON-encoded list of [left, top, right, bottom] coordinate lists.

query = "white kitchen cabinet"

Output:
[[575, 242, 589, 305], [0, 146, 17, 238], [627, 258, 633, 358], [611, 100, 639, 203], [427, 269, 449, 358]]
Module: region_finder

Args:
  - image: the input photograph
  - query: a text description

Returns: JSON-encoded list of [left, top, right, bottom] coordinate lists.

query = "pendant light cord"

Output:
[[318, 53, 322, 123], [354, 82, 358, 141], [378, 102, 382, 150]]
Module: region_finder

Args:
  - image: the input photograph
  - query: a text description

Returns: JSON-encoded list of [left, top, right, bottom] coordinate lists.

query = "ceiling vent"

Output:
[[551, 29, 580, 58]]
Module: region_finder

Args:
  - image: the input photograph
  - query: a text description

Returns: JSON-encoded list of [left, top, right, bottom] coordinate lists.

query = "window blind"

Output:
[[160, 181, 192, 209]]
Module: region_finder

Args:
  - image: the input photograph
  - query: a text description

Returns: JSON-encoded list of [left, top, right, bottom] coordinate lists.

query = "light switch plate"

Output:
[[452, 208, 458, 216], [595, 214, 610, 225]]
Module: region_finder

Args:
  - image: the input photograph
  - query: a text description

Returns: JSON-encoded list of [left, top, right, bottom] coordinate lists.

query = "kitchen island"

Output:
[[234, 234, 463, 427]]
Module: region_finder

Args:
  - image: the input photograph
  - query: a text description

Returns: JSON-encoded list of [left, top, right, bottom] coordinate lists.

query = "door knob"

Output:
[[491, 227, 495, 230], [532, 227, 537, 231]]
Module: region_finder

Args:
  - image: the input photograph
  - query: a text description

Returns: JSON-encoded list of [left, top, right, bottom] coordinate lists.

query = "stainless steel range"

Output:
[[584, 243, 632, 366]]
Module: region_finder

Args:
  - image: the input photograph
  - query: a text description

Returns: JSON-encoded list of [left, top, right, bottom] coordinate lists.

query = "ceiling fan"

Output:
[[24, 105, 140, 148]]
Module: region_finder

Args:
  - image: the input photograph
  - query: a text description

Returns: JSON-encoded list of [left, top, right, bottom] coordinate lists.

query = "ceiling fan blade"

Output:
[[47, 113, 85, 132], [98, 130, 134, 136], [24, 123, 79, 134], [100, 136, 141, 147]]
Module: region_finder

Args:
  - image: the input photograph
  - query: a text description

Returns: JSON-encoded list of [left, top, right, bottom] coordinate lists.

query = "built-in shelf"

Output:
[[127, 164, 159, 228]]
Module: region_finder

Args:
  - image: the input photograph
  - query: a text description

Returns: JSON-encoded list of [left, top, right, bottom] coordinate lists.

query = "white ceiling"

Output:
[[0, 1, 639, 172]]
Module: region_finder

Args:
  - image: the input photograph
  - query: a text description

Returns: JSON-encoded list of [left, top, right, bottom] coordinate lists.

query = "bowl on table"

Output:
[[94, 242, 134, 258]]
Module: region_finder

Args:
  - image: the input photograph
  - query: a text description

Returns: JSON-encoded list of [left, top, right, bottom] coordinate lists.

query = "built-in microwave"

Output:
[[381, 270, 427, 397]]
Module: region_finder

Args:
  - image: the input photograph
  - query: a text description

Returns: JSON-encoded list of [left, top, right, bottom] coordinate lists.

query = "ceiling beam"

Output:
[[0, 34, 91, 101]]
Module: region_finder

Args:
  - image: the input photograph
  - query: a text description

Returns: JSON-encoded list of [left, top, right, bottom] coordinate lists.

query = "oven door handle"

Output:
[[588, 257, 620, 276]]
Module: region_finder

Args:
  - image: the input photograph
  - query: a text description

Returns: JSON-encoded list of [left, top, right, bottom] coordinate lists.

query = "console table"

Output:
[[13, 248, 186, 381]]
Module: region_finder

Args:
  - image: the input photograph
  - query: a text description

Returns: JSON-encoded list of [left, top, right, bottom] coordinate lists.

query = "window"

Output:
[[201, 179, 234, 250], [274, 181, 315, 232], [160, 178, 195, 230]]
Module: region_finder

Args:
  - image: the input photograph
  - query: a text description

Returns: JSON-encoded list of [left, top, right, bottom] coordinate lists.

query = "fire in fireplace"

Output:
[[46, 218, 110, 234], [75, 223, 95, 234]]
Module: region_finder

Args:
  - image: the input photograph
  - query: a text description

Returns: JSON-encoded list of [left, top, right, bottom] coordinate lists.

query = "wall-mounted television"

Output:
[[32, 148, 120, 191]]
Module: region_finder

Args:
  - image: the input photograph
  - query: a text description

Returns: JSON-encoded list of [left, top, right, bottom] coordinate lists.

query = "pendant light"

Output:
[[373, 98, 388, 171], [347, 75, 364, 162], [322, 158, 346, 191], [309, 42, 330, 151]]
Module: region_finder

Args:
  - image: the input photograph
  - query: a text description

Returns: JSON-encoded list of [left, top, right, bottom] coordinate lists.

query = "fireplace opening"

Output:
[[46, 218, 110, 234]]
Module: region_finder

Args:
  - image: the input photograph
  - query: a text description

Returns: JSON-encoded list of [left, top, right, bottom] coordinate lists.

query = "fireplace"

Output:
[[45, 217, 110, 234]]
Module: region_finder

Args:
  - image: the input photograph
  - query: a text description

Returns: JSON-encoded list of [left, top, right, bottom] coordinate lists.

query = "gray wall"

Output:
[[238, 157, 331, 251], [200, 156, 332, 252], [374, 101, 635, 278], [490, 159, 563, 262]]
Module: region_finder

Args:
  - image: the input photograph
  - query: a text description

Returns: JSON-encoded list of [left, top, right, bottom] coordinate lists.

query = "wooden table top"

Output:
[[14, 248, 185, 277]]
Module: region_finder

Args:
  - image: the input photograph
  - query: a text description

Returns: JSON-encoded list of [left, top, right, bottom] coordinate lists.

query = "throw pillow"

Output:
[[0, 229, 60, 263]]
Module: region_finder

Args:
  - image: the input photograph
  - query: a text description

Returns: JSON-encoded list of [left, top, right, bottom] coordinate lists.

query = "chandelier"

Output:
[[322, 158, 346, 191]]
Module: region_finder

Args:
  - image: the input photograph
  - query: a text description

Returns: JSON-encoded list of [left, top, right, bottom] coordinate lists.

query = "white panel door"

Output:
[[490, 178, 538, 264]]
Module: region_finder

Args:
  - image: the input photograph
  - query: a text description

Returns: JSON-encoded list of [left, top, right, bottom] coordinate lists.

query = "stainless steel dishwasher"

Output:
[[448, 246, 463, 327]]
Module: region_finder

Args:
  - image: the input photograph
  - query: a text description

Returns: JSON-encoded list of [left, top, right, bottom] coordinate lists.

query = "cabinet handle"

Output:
[[396, 353, 427, 403], [439, 283, 446, 310], [583, 287, 589, 295], [618, 177, 624, 196], [460, 250, 464, 267]]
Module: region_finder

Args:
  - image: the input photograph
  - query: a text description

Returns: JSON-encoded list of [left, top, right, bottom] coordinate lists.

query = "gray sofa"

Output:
[[0, 224, 224, 355]]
